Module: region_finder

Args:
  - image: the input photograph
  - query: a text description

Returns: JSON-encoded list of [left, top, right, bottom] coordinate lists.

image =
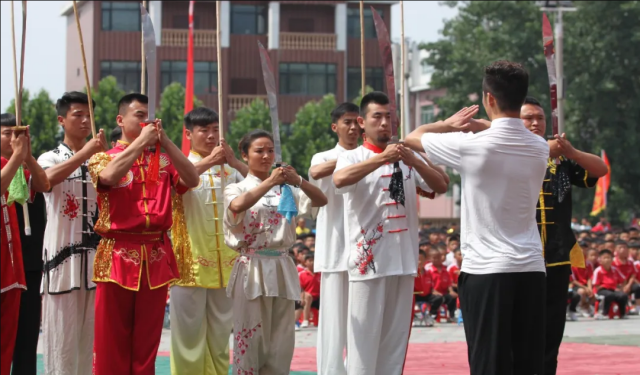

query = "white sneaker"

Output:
[[295, 324, 300, 331], [594, 313, 606, 320], [300, 320, 309, 328], [568, 312, 578, 321]]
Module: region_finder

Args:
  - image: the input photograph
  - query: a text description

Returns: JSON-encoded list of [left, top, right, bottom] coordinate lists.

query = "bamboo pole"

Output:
[[216, 1, 226, 193], [360, 0, 365, 97], [141, 0, 148, 94], [72, 0, 97, 139], [400, 0, 405, 139]]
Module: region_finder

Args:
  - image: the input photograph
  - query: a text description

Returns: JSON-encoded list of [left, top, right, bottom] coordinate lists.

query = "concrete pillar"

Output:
[[335, 3, 346, 51], [220, 1, 230, 48], [149, 1, 162, 45], [268, 2, 280, 50]]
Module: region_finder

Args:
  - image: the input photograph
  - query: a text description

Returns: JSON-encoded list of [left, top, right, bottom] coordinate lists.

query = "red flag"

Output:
[[590, 150, 610, 216], [181, 0, 195, 155]]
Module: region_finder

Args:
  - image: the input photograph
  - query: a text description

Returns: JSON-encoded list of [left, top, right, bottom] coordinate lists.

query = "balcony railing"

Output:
[[280, 32, 336, 51], [162, 29, 217, 48], [229, 95, 268, 114]]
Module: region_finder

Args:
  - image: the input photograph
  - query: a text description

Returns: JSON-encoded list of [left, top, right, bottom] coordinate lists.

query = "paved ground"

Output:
[[35, 314, 640, 374]]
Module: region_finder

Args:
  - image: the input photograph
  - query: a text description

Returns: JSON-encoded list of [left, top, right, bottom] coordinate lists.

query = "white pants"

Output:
[[347, 275, 414, 375], [170, 286, 234, 375], [230, 280, 295, 375], [317, 271, 349, 375], [42, 289, 95, 375]]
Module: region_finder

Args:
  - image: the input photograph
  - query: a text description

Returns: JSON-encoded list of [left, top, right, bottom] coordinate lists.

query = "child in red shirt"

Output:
[[447, 248, 462, 290], [425, 249, 456, 322], [592, 249, 628, 319], [298, 254, 320, 328], [571, 246, 596, 315]]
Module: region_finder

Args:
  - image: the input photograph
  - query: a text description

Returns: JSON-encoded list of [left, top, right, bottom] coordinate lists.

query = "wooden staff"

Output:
[[400, 0, 405, 139], [141, 0, 148, 94], [72, 0, 97, 139], [11, 1, 31, 236], [360, 0, 365, 96], [216, 1, 226, 194]]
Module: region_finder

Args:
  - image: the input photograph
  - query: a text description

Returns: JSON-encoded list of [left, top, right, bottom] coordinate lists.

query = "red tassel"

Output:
[[140, 122, 161, 185]]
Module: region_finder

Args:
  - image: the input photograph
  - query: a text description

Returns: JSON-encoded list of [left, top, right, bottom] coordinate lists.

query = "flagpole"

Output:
[[216, 1, 226, 195], [141, 1, 148, 94], [360, 0, 365, 97]]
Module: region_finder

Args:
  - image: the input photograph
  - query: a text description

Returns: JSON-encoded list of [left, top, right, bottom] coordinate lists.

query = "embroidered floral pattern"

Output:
[[241, 209, 283, 249], [62, 192, 80, 219], [233, 321, 262, 375], [197, 256, 219, 268], [113, 248, 141, 265], [354, 222, 384, 275], [149, 247, 166, 264]]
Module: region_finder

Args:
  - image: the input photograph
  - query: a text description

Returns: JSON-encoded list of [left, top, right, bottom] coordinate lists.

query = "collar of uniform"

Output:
[[189, 150, 204, 161], [363, 141, 384, 154], [490, 117, 526, 129], [335, 143, 347, 152], [430, 264, 444, 273], [246, 173, 264, 183]]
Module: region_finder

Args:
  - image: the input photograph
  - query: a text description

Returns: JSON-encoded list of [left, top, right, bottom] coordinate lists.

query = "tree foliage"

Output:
[[226, 99, 274, 159], [422, 0, 640, 224], [88, 76, 125, 140], [157, 82, 204, 146], [5, 89, 60, 158]]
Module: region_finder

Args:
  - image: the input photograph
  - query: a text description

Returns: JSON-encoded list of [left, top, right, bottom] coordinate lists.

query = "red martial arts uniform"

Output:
[[88, 142, 188, 375], [0, 157, 29, 375]]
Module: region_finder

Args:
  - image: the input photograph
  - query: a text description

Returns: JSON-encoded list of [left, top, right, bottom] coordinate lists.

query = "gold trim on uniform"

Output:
[[93, 238, 116, 281], [171, 194, 196, 285]]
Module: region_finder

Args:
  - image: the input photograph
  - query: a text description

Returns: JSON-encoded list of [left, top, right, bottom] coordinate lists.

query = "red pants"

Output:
[[93, 268, 168, 375], [1, 290, 21, 375]]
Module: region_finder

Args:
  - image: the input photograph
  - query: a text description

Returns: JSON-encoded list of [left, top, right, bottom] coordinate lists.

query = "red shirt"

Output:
[[427, 264, 452, 294], [1, 157, 29, 294], [635, 261, 640, 280], [88, 142, 189, 290], [296, 264, 305, 273], [299, 269, 321, 299], [612, 257, 635, 281], [592, 266, 625, 293], [415, 267, 433, 296], [571, 262, 594, 285], [447, 263, 460, 285]]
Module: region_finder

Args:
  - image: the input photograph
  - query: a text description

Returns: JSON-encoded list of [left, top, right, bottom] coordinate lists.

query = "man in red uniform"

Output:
[[88, 94, 198, 375], [1, 115, 50, 375]]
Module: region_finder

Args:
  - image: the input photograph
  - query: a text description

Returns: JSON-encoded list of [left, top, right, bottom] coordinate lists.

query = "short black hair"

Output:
[[110, 127, 122, 143], [448, 234, 460, 242], [359, 91, 389, 117], [304, 253, 314, 261], [184, 107, 219, 131], [523, 96, 542, 108], [615, 240, 628, 246], [331, 102, 360, 124], [482, 60, 529, 112], [418, 250, 427, 257], [56, 91, 95, 117], [0, 113, 21, 127], [629, 227, 638, 232], [419, 240, 430, 247], [628, 242, 640, 249], [299, 246, 310, 254], [238, 129, 274, 155], [453, 248, 461, 254], [598, 249, 613, 257], [117, 93, 148, 115]]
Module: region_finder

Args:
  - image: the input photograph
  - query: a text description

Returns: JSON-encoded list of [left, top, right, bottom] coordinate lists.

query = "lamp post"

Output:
[[538, 0, 576, 136]]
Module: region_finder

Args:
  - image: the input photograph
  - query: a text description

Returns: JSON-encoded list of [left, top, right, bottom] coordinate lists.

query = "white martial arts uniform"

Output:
[[224, 174, 312, 375], [38, 144, 99, 375], [335, 143, 432, 375], [170, 153, 243, 375], [309, 144, 349, 375]]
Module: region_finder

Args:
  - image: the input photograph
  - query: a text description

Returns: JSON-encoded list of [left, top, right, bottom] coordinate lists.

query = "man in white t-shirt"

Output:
[[333, 92, 448, 375], [307, 102, 360, 375], [405, 60, 549, 375]]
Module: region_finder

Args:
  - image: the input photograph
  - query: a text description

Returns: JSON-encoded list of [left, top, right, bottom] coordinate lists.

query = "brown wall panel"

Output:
[[157, 47, 217, 61], [229, 35, 269, 95], [162, 1, 216, 30], [280, 4, 335, 33]]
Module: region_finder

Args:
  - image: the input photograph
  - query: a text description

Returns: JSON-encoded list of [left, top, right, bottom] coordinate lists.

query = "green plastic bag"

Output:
[[7, 165, 28, 205]]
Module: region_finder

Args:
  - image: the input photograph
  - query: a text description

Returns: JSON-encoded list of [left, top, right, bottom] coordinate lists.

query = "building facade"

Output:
[[62, 0, 397, 125]]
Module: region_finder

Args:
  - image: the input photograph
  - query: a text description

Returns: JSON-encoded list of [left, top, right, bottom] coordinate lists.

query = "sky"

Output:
[[0, 1, 458, 112]]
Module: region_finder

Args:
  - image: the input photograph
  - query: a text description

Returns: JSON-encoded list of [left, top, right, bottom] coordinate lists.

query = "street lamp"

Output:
[[537, 1, 576, 135]]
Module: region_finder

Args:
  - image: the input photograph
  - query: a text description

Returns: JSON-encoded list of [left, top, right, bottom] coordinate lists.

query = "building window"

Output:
[[421, 105, 435, 124], [421, 60, 434, 75], [231, 5, 266, 35], [279, 63, 336, 96], [161, 61, 218, 94], [100, 61, 142, 93], [101, 2, 141, 31], [347, 7, 383, 39], [347, 67, 384, 100]]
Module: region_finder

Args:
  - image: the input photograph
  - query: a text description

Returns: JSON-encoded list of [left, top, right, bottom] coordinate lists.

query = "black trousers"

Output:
[[459, 272, 545, 375], [12, 271, 42, 375], [544, 265, 572, 375], [597, 289, 628, 317]]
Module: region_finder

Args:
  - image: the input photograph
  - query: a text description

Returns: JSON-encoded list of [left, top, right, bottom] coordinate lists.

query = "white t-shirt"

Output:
[[308, 144, 348, 273], [335, 144, 432, 280], [421, 118, 549, 275]]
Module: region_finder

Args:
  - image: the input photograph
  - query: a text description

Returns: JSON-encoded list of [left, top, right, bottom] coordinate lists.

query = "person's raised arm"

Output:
[[99, 125, 156, 186], [228, 167, 285, 214], [400, 146, 448, 194], [419, 152, 449, 185], [221, 139, 248, 178], [1, 130, 28, 195], [44, 130, 107, 187], [404, 106, 479, 153], [333, 145, 400, 189], [158, 122, 198, 188], [283, 165, 327, 207], [309, 159, 337, 181]]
